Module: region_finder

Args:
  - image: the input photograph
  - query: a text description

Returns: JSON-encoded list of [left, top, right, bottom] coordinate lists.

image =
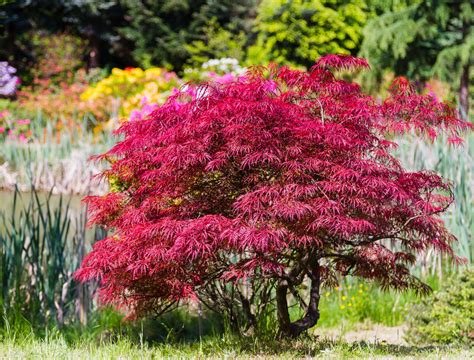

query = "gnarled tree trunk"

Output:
[[276, 256, 321, 338]]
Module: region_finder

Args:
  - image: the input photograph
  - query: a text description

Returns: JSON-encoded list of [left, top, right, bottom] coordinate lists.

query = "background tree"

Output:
[[247, 0, 369, 68], [76, 55, 469, 338], [1, 0, 258, 78], [0, 0, 130, 80], [184, 18, 247, 68], [360, 0, 473, 119], [119, 0, 258, 71]]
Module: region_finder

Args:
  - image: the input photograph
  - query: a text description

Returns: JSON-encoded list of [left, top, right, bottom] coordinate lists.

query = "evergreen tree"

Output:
[[361, 0, 473, 118], [247, 0, 370, 68]]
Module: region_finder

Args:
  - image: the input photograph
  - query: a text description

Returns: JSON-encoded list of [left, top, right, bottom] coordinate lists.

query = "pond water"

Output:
[[0, 190, 105, 244]]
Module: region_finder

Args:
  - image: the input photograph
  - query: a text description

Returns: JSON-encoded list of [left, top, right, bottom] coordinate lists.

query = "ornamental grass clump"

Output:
[[76, 55, 470, 338]]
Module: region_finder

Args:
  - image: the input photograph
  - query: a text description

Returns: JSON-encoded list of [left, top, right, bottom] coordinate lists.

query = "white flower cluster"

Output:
[[201, 58, 245, 74]]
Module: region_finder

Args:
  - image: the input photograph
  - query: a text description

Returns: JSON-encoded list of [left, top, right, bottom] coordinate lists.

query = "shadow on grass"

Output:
[[193, 334, 459, 357], [42, 308, 464, 357]]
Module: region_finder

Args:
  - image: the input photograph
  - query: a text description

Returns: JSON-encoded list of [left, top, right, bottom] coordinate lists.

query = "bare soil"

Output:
[[315, 324, 408, 345]]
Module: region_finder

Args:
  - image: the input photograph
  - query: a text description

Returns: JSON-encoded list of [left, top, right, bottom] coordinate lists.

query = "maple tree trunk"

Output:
[[276, 257, 321, 338], [240, 293, 257, 331]]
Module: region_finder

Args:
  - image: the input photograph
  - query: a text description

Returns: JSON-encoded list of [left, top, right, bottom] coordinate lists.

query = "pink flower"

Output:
[[129, 109, 141, 122], [0, 127, 5, 133], [263, 80, 277, 93], [0, 110, 10, 119], [214, 73, 236, 84], [17, 119, 31, 125], [18, 133, 27, 142]]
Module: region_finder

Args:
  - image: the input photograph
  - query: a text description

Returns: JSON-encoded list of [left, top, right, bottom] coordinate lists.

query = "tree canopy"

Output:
[[76, 55, 469, 337]]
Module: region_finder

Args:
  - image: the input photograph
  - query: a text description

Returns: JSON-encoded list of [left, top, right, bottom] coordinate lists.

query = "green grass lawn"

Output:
[[1, 276, 467, 359], [0, 336, 471, 359], [1, 278, 457, 359]]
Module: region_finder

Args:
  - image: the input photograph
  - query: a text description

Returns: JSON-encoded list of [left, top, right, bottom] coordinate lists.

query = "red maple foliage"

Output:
[[76, 55, 470, 337]]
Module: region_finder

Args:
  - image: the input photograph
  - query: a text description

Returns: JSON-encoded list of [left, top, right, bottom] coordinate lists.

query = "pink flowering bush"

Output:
[[0, 110, 31, 142]]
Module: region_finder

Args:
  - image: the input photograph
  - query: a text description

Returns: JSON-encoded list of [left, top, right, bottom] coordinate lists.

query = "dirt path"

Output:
[[314, 324, 407, 345]]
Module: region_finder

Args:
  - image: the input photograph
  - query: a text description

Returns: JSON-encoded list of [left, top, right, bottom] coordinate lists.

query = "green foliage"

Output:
[[247, 0, 369, 68], [185, 19, 247, 67], [286, 277, 439, 330], [0, 186, 109, 332], [1, 0, 256, 78], [0, 187, 77, 329], [360, 0, 473, 116], [406, 268, 474, 346], [119, 0, 257, 71], [318, 280, 425, 328]]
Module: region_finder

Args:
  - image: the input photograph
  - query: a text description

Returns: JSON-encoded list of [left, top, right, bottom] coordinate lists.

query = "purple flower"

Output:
[[0, 61, 19, 96]]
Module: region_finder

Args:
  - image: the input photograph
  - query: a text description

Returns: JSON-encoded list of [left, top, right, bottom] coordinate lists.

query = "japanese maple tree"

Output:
[[76, 55, 470, 338]]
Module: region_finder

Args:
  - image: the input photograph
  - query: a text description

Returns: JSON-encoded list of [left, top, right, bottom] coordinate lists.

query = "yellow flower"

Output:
[[341, 295, 347, 301], [358, 289, 363, 294], [348, 303, 352, 307], [340, 305, 345, 310], [325, 292, 330, 297], [81, 66, 179, 120]]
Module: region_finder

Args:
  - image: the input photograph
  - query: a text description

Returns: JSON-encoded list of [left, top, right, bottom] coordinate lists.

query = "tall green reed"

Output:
[[0, 186, 105, 332], [396, 133, 473, 270], [1, 112, 118, 194]]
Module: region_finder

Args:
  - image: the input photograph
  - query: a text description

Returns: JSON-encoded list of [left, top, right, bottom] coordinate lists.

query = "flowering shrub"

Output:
[[30, 32, 88, 86], [76, 55, 470, 338], [18, 69, 109, 122], [0, 110, 31, 142], [424, 79, 454, 103], [0, 62, 19, 96], [81, 67, 180, 120]]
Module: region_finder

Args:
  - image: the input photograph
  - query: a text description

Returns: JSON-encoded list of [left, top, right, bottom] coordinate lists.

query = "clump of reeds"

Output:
[[396, 133, 474, 272], [0, 186, 105, 331]]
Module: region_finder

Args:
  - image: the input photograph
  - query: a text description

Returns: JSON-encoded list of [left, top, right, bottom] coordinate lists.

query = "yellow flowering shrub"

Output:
[[81, 67, 180, 121]]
